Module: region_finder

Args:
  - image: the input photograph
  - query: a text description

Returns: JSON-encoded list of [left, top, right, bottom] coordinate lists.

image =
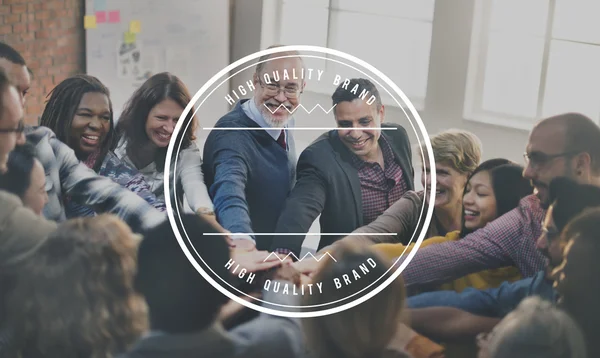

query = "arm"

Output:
[[344, 191, 422, 246], [99, 153, 167, 212], [408, 307, 500, 342], [270, 148, 328, 255], [397, 206, 531, 293], [209, 145, 253, 239], [123, 172, 166, 211], [52, 138, 164, 232], [0, 191, 57, 271], [177, 143, 214, 212]]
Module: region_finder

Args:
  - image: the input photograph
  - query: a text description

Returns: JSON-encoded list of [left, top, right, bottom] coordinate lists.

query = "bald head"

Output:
[[535, 113, 600, 174]]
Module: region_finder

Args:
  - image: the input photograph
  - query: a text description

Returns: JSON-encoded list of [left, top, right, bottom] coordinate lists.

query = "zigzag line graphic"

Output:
[[263, 251, 337, 263], [263, 103, 337, 115]]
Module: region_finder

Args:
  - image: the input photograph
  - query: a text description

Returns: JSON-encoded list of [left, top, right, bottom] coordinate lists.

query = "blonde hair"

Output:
[[420, 129, 482, 175], [302, 242, 406, 358]]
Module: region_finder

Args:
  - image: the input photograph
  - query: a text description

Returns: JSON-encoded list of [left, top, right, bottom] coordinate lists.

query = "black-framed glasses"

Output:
[[257, 78, 303, 99], [0, 119, 24, 133], [523, 150, 580, 169]]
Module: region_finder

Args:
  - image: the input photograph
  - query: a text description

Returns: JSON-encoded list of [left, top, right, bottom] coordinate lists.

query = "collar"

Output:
[[242, 98, 287, 141], [350, 134, 392, 169]]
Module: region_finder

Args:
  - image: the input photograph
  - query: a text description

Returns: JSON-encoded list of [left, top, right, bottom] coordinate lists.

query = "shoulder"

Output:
[[516, 194, 545, 224], [519, 194, 542, 211], [382, 122, 409, 137], [24, 126, 56, 145], [298, 132, 337, 163], [213, 103, 254, 129], [0, 191, 22, 211]]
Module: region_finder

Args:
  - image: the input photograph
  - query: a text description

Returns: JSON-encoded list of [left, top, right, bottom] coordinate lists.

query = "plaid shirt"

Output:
[[25, 126, 165, 232], [398, 195, 547, 293], [351, 136, 408, 224]]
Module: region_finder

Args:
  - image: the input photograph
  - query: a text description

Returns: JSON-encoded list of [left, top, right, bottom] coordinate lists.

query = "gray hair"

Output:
[[487, 296, 587, 358]]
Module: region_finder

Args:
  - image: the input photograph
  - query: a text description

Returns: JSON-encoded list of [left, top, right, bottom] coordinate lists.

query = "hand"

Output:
[[271, 263, 301, 286], [231, 249, 285, 273], [291, 257, 321, 276], [300, 273, 312, 286], [230, 238, 256, 252], [197, 211, 235, 247]]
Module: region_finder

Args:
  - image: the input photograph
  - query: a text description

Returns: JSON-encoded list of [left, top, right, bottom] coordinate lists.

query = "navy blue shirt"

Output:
[[407, 270, 557, 317], [203, 100, 296, 250]]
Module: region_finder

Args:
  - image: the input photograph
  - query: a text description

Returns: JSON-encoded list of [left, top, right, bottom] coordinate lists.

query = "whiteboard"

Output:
[[84, 0, 230, 122]]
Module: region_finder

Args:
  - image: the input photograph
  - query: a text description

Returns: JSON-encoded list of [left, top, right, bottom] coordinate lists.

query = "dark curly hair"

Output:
[[7, 215, 148, 358], [39, 74, 114, 172]]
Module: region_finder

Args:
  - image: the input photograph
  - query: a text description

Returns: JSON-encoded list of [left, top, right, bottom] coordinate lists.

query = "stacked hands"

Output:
[[226, 235, 328, 279]]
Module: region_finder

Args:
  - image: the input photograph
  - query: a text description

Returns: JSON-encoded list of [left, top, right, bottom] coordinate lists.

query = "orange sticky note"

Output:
[[129, 20, 141, 34], [84, 15, 97, 29], [95, 11, 106, 23], [124, 31, 136, 44]]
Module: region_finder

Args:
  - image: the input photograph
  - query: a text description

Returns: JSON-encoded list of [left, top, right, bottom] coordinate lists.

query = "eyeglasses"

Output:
[[523, 150, 580, 170], [0, 119, 24, 133], [258, 78, 303, 99]]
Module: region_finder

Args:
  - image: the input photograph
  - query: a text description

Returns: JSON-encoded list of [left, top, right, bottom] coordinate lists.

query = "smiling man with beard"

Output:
[[395, 112, 600, 294], [270, 78, 414, 257], [203, 45, 304, 251]]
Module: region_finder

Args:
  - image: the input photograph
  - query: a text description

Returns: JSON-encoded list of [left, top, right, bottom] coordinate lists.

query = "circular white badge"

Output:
[[165, 45, 436, 318]]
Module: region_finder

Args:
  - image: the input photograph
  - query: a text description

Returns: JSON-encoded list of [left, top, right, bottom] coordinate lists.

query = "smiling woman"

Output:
[[39, 75, 166, 217], [113, 72, 225, 231]]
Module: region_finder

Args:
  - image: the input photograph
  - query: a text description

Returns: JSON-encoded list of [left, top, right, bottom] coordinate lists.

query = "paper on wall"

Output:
[[117, 41, 142, 80]]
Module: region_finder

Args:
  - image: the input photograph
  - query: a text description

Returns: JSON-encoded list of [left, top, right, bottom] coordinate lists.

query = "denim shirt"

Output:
[[407, 270, 557, 317]]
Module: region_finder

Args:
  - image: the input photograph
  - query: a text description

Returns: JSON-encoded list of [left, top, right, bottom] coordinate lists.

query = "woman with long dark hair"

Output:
[[114, 72, 221, 228]]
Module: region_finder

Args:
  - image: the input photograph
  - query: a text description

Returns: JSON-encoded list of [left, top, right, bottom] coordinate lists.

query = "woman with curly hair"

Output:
[[6, 215, 148, 358]]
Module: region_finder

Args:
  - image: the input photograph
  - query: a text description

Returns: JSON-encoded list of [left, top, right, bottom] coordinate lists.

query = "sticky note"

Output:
[[95, 11, 106, 23], [84, 15, 97, 29], [124, 31, 136, 44], [94, 0, 107, 12], [129, 20, 141, 34], [108, 10, 120, 23]]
